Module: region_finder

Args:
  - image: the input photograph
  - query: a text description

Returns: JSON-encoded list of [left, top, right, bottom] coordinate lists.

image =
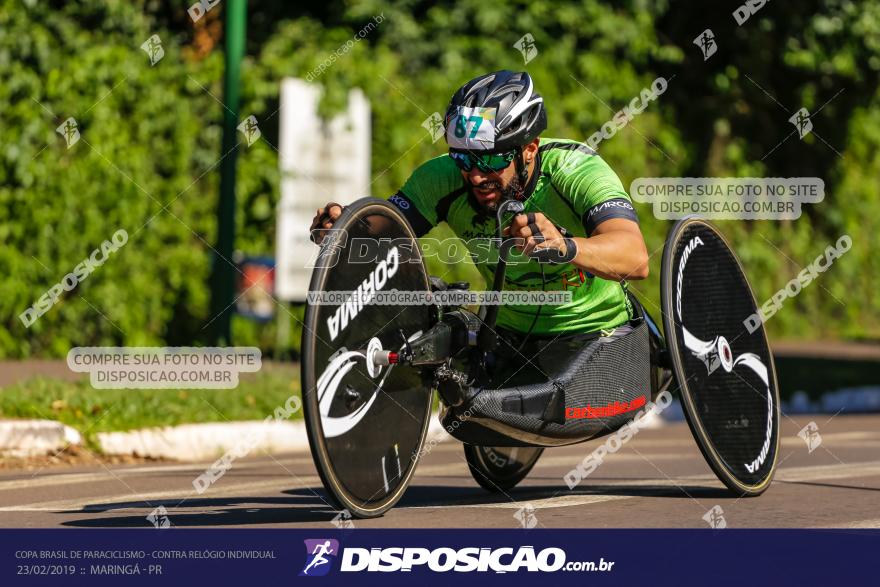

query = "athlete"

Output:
[[310, 70, 650, 390]]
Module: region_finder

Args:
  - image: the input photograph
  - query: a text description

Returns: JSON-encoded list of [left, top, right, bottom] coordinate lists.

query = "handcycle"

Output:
[[301, 197, 780, 518]]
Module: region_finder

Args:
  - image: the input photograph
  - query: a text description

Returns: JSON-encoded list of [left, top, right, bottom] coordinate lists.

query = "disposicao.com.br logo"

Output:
[[300, 541, 614, 574]]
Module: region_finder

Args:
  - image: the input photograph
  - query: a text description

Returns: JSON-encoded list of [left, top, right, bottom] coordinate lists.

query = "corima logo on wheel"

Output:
[[676, 235, 704, 319], [327, 247, 400, 341], [673, 228, 775, 477]]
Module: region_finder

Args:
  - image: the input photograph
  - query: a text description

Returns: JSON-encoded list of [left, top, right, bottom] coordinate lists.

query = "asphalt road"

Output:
[[1, 414, 878, 529]]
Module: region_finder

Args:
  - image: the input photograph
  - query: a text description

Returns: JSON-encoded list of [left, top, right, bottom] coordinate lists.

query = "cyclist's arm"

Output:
[[503, 212, 648, 280], [552, 147, 648, 280], [388, 155, 462, 238], [569, 218, 649, 281], [310, 156, 454, 242], [388, 192, 433, 238]]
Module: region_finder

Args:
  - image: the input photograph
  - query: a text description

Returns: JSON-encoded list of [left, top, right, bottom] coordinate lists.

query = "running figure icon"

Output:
[[302, 540, 335, 575]]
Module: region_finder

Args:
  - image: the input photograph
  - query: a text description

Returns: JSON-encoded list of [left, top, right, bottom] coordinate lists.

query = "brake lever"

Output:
[[495, 199, 525, 238]]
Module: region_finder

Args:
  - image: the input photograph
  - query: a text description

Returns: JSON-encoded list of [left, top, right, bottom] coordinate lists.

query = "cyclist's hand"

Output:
[[502, 212, 568, 258], [310, 202, 345, 244]]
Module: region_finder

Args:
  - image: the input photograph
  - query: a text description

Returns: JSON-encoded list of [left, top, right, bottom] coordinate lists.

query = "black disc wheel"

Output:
[[302, 197, 435, 518], [660, 216, 780, 496]]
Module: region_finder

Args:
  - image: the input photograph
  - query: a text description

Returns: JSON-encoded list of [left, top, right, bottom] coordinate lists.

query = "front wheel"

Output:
[[301, 197, 435, 518], [464, 445, 544, 492]]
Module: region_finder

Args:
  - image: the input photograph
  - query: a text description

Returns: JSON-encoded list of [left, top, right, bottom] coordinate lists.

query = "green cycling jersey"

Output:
[[389, 137, 640, 335]]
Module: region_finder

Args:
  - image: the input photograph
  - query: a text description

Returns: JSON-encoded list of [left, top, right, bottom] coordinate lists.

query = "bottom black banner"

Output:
[[2, 529, 876, 585]]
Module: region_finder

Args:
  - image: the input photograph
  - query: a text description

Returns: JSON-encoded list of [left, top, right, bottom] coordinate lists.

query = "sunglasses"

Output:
[[449, 149, 518, 173]]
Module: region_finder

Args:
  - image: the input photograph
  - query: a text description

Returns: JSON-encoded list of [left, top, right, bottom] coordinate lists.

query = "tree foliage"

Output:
[[1, 0, 878, 357]]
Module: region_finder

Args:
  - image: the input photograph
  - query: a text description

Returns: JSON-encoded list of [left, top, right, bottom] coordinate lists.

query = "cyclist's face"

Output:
[[462, 161, 516, 211], [460, 140, 538, 211]]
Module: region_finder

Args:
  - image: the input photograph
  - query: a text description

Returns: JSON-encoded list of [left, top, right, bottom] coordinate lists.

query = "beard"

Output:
[[469, 175, 525, 213]]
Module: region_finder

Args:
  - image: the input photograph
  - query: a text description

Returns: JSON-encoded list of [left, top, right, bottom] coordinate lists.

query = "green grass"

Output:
[[0, 365, 302, 448]]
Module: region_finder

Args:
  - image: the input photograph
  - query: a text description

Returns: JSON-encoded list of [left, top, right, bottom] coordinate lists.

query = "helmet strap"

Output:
[[512, 150, 529, 201]]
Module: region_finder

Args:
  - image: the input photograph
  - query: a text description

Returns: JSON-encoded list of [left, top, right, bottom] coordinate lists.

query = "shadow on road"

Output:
[[60, 491, 338, 527], [59, 481, 732, 527], [395, 482, 731, 508]]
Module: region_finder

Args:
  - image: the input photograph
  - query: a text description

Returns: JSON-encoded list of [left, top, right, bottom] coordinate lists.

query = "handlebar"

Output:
[[476, 200, 526, 351], [476, 199, 578, 353], [475, 198, 579, 354]]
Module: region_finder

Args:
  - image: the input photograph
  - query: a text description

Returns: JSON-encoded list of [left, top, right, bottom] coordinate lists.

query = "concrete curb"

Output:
[[96, 413, 452, 461], [0, 409, 686, 460], [0, 408, 675, 460], [0, 420, 82, 457], [97, 421, 309, 461]]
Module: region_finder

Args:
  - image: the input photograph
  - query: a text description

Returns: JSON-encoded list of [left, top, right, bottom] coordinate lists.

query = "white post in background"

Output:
[[276, 79, 371, 303]]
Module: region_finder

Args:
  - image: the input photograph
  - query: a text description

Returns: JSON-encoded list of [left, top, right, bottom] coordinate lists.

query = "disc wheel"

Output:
[[302, 197, 435, 518], [464, 445, 544, 492], [660, 216, 780, 496]]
